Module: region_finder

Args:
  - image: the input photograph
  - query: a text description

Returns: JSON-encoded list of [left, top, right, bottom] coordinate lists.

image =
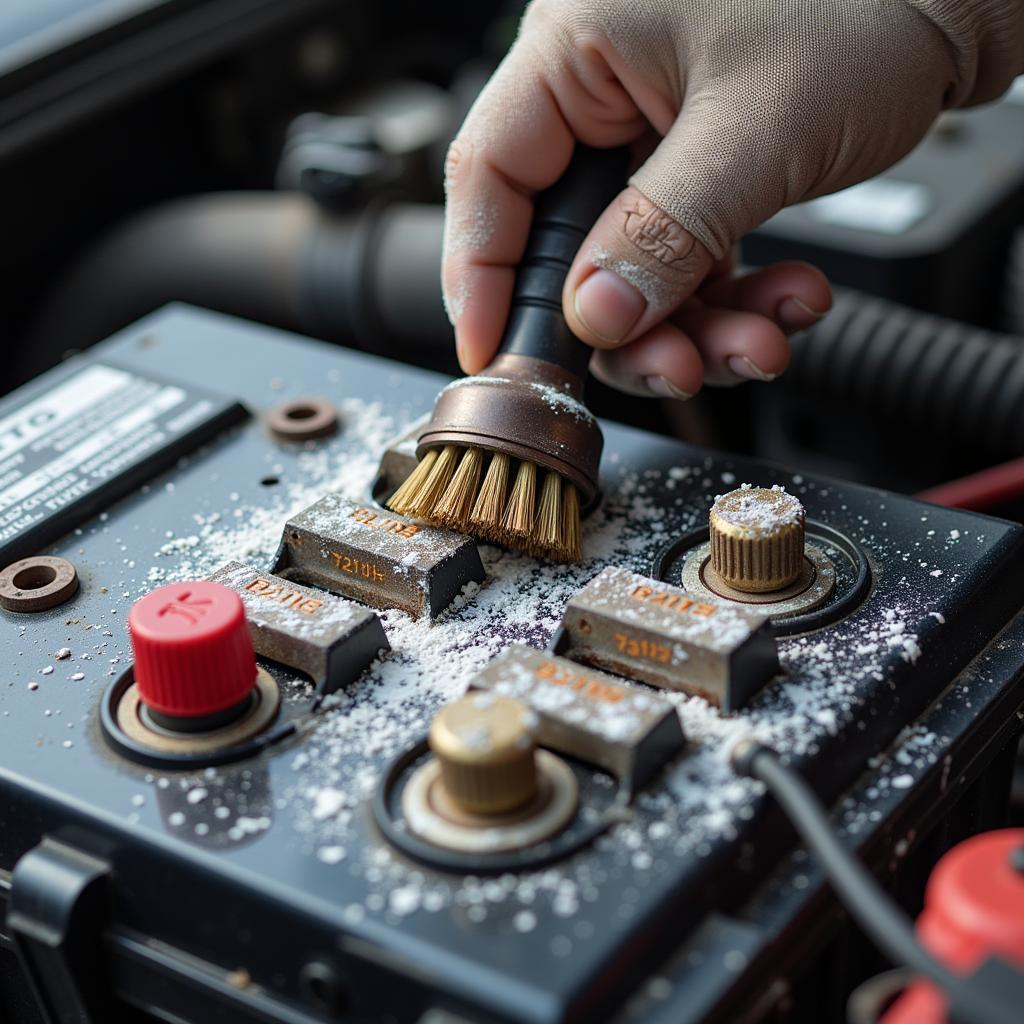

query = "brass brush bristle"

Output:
[[388, 447, 582, 562]]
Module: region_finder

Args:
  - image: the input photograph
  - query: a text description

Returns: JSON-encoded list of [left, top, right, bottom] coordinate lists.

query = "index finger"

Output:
[[443, 51, 575, 373]]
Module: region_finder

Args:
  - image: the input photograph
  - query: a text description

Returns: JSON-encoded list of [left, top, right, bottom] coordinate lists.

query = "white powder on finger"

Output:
[[587, 245, 676, 308], [442, 277, 471, 325], [443, 197, 498, 255]]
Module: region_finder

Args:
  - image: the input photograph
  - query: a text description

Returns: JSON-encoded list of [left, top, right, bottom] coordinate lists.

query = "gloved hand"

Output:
[[442, 0, 1023, 398]]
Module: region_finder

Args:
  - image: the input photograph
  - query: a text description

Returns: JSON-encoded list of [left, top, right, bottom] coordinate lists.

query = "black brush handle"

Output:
[[497, 145, 630, 380]]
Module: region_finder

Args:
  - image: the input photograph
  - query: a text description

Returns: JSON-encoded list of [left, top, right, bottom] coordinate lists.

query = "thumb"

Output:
[[562, 112, 747, 349], [562, 181, 716, 349]]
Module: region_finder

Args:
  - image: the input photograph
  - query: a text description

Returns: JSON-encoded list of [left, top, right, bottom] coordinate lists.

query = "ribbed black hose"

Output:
[[789, 289, 1024, 456], [1003, 228, 1024, 336]]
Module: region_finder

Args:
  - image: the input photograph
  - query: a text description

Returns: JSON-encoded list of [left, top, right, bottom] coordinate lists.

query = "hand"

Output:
[[442, 0, 959, 397]]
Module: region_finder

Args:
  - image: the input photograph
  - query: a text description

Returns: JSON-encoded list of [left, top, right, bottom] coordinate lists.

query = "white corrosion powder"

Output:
[[711, 484, 804, 533], [66, 392, 974, 936]]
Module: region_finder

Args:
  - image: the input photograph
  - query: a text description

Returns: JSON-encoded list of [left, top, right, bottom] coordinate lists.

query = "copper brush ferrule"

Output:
[[388, 145, 628, 561]]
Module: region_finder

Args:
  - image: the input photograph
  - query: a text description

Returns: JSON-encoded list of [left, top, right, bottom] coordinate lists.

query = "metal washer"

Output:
[[402, 750, 578, 854], [0, 556, 78, 612], [266, 397, 339, 442], [681, 541, 836, 619]]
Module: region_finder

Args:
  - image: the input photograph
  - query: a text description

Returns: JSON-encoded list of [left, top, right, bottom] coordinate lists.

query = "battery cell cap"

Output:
[[882, 828, 1024, 1024], [272, 493, 484, 619], [709, 485, 805, 593], [128, 581, 258, 718], [469, 645, 686, 795], [429, 694, 539, 815], [559, 566, 778, 711], [919, 827, 1024, 967]]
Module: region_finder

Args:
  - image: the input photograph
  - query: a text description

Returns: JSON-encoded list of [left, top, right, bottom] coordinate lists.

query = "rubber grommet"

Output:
[[374, 739, 613, 874], [652, 520, 871, 638], [100, 667, 292, 768]]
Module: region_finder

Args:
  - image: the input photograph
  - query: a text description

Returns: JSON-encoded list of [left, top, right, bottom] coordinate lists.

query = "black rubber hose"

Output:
[[27, 194, 1024, 459], [733, 743, 1022, 1024], [23, 192, 453, 383], [788, 290, 1024, 457], [1003, 228, 1024, 336]]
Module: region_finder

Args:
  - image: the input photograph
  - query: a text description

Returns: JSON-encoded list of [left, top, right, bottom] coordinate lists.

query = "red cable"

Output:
[[916, 455, 1024, 511]]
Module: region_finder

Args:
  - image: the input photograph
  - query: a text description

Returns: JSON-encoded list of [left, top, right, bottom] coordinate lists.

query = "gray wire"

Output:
[[736, 743, 1017, 1024]]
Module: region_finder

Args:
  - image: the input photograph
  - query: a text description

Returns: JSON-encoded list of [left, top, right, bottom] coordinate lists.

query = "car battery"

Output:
[[0, 305, 1022, 1024]]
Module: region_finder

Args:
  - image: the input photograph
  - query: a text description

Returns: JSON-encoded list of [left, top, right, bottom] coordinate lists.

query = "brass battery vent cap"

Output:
[[709, 486, 806, 594], [401, 692, 578, 855], [428, 693, 540, 816]]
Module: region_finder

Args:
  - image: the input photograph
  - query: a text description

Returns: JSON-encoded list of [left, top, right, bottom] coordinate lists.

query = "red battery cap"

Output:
[[883, 828, 1024, 1024], [918, 827, 1024, 968], [128, 580, 257, 718]]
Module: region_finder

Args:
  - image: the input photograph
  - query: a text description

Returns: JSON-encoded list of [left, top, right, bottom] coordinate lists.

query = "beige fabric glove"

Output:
[[442, 0, 1024, 398]]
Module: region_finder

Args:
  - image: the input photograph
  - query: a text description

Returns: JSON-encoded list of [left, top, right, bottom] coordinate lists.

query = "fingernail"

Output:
[[777, 296, 828, 328], [574, 269, 647, 344], [645, 375, 693, 400], [727, 356, 777, 382]]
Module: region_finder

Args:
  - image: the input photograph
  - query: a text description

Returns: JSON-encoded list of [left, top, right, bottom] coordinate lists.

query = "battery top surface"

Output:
[[1, 305, 1022, 1023]]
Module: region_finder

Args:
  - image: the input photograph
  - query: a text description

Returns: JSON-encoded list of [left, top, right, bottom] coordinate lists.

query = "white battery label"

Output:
[[0, 360, 245, 563]]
